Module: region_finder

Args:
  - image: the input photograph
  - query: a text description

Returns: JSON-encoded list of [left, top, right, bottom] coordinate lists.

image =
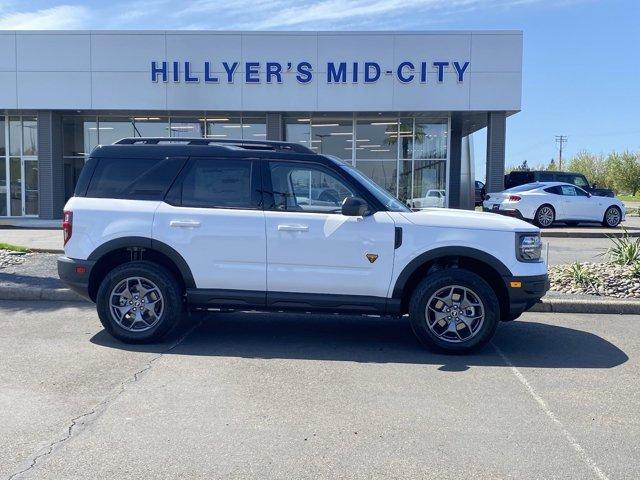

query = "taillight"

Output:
[[507, 195, 521, 202], [62, 210, 73, 246]]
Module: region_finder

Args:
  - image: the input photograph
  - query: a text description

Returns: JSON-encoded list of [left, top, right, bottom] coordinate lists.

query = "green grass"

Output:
[[0, 242, 30, 253], [618, 194, 640, 203]]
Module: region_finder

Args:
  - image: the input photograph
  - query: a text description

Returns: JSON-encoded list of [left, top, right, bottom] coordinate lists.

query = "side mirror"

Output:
[[342, 196, 369, 217], [592, 183, 597, 189]]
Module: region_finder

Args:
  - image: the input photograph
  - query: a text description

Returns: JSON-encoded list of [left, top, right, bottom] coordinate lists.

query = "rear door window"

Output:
[[85, 157, 186, 200], [571, 175, 590, 188], [172, 158, 261, 209]]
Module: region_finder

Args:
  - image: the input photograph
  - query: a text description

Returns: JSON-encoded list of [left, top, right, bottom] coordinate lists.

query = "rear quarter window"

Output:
[[85, 157, 186, 200]]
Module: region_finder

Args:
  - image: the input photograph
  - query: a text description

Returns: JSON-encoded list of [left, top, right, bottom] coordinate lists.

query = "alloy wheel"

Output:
[[537, 206, 554, 227], [109, 277, 164, 332], [606, 207, 620, 227], [425, 285, 485, 343]]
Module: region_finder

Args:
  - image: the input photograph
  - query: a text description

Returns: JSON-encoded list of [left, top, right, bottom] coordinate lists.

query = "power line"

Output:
[[555, 135, 568, 169]]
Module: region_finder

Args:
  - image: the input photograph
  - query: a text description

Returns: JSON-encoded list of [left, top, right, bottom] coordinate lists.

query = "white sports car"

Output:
[[483, 182, 625, 228]]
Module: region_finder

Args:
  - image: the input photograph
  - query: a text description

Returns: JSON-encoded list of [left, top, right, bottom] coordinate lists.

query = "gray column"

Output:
[[266, 113, 283, 141], [447, 115, 463, 209], [485, 111, 506, 193], [37, 111, 64, 219]]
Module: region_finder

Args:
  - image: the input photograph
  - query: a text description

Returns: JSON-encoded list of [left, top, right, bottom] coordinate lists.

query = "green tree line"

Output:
[[508, 150, 640, 196]]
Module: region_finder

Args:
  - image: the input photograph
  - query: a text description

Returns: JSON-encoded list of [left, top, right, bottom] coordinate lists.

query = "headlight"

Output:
[[516, 233, 542, 262]]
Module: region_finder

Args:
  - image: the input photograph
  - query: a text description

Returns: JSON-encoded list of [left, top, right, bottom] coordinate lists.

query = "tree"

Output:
[[607, 151, 640, 196], [514, 159, 530, 171], [547, 158, 557, 171], [567, 150, 609, 188]]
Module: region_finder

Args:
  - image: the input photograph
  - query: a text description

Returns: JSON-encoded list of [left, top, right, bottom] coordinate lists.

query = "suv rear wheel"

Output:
[[408, 269, 500, 353], [96, 261, 184, 343]]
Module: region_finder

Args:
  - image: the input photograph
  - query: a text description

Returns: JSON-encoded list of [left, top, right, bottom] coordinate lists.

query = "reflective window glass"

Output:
[[9, 157, 21, 215], [206, 116, 241, 139], [9, 117, 20, 156], [22, 117, 37, 156], [354, 119, 397, 160], [241, 117, 266, 140], [63, 116, 98, 156], [24, 159, 38, 215], [413, 120, 448, 159], [133, 117, 169, 137], [97, 118, 135, 145], [0, 159, 6, 216], [310, 118, 353, 160], [180, 159, 255, 208], [0, 117, 5, 157], [412, 160, 447, 207], [354, 160, 397, 198], [285, 117, 311, 149], [170, 118, 204, 138]]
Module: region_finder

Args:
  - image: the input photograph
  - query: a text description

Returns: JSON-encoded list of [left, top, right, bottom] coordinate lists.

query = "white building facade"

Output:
[[0, 30, 522, 219]]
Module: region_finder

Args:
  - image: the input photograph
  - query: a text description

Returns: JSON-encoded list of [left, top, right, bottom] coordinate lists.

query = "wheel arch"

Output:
[[392, 247, 511, 318], [87, 236, 195, 301]]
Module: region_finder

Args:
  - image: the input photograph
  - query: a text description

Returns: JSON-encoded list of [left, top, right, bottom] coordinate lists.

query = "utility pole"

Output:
[[555, 135, 568, 170]]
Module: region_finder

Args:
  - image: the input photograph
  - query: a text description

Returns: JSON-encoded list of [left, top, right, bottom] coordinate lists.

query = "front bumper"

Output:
[[502, 273, 549, 321], [57, 256, 96, 301]]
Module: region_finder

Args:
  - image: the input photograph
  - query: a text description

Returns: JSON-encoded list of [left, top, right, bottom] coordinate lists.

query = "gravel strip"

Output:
[[0, 249, 31, 269], [0, 251, 64, 289], [549, 262, 640, 299]]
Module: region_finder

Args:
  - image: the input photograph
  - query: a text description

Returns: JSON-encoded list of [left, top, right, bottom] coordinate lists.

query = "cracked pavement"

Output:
[[0, 301, 639, 479]]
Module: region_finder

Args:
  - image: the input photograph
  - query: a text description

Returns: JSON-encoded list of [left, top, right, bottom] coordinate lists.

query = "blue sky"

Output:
[[1, 0, 638, 178]]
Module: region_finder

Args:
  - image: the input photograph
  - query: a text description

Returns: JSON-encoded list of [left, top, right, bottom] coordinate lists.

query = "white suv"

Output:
[[58, 138, 549, 353]]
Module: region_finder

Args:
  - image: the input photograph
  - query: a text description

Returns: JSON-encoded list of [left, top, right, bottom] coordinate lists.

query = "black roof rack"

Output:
[[113, 137, 313, 154]]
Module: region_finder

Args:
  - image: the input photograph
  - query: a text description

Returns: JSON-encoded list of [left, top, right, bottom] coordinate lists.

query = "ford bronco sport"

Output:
[[58, 138, 549, 353]]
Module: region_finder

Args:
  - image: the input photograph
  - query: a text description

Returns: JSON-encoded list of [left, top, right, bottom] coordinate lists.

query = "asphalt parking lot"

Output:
[[1, 302, 638, 480]]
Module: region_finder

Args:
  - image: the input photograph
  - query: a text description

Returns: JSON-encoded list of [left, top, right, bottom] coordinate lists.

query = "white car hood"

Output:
[[399, 208, 539, 232]]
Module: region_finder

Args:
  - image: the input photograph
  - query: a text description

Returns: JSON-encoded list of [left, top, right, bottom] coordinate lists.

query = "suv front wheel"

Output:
[[408, 269, 500, 353], [96, 261, 184, 344]]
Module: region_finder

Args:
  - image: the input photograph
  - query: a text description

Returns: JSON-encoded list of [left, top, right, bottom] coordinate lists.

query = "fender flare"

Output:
[[391, 246, 512, 299], [87, 236, 196, 288]]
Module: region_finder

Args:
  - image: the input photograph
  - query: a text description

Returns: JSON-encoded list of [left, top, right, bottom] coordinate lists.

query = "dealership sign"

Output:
[[151, 61, 470, 85]]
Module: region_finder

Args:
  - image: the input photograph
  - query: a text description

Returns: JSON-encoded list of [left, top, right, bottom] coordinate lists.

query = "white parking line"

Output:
[[493, 344, 610, 480]]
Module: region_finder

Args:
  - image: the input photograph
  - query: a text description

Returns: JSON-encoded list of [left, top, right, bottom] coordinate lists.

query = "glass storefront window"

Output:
[[285, 117, 311, 148], [0, 159, 6, 216], [0, 117, 4, 157], [9, 157, 21, 216], [355, 118, 397, 161], [9, 117, 21, 156], [355, 160, 397, 197], [241, 117, 266, 140], [206, 116, 241, 139], [170, 118, 204, 138], [398, 160, 412, 204], [24, 159, 38, 215], [413, 160, 447, 206], [63, 116, 98, 156], [310, 117, 353, 160], [133, 117, 169, 137], [413, 119, 448, 159], [96, 117, 135, 145], [22, 116, 37, 156]]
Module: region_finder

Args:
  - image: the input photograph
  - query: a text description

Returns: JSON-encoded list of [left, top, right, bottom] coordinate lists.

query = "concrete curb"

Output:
[[1, 285, 639, 315], [530, 297, 640, 314], [541, 228, 640, 238], [0, 285, 86, 302]]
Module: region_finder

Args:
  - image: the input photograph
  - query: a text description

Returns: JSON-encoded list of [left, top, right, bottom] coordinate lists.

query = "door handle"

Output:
[[277, 224, 309, 232], [169, 220, 201, 228]]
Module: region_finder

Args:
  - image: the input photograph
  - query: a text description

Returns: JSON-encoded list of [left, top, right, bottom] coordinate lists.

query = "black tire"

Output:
[[96, 261, 184, 344], [602, 205, 622, 228], [534, 204, 555, 228], [408, 269, 500, 353]]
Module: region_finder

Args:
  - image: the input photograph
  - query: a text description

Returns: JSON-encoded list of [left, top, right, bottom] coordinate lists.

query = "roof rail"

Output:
[[113, 137, 314, 154]]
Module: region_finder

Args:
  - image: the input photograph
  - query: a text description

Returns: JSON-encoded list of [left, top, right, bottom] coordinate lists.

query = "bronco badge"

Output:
[[365, 253, 379, 263]]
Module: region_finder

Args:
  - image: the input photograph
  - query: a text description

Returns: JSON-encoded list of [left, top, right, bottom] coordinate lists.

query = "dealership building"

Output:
[[0, 30, 522, 219]]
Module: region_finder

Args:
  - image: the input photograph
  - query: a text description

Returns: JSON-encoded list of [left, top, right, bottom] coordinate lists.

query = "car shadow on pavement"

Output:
[[90, 312, 629, 371]]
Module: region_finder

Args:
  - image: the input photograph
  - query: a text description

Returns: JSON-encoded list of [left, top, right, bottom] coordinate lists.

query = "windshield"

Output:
[[504, 182, 541, 193], [341, 165, 410, 212]]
